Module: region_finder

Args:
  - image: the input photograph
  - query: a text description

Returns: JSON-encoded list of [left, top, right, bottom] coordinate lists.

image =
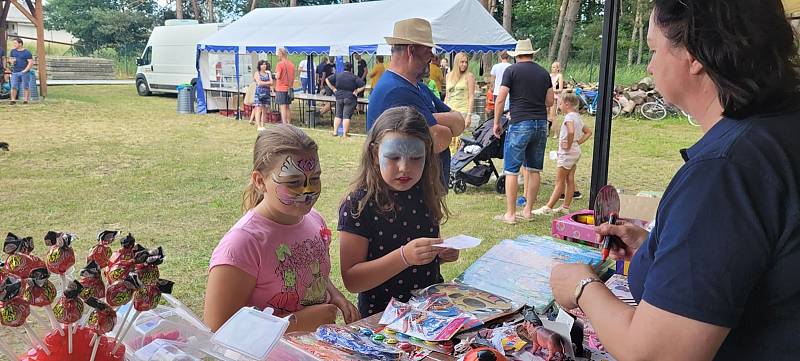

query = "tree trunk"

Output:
[[481, 0, 494, 80], [176, 0, 183, 18], [206, 0, 214, 22], [250, 0, 257, 10], [342, 0, 350, 3], [548, 0, 568, 62], [627, 0, 641, 65], [191, 0, 203, 22], [636, 7, 645, 65], [488, 0, 497, 14], [556, 0, 581, 68], [502, 0, 512, 33], [290, 0, 297, 6]]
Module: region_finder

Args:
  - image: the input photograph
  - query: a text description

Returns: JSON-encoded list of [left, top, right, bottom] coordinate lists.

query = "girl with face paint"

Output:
[[338, 106, 459, 318], [205, 125, 359, 333]]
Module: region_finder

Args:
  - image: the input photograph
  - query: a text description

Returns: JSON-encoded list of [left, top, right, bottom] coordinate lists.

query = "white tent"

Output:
[[195, 0, 516, 113]]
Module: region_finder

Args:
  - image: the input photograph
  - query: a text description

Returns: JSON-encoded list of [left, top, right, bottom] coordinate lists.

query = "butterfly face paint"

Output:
[[271, 155, 322, 207], [378, 133, 426, 191]]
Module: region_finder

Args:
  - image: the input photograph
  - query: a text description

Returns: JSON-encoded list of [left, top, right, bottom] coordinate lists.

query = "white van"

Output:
[[136, 20, 225, 96]]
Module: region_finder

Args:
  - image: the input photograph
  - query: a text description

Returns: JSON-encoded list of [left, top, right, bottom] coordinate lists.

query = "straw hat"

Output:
[[384, 18, 438, 49], [507, 39, 541, 57]]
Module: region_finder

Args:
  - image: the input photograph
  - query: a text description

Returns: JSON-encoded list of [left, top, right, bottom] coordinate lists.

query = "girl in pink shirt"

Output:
[[204, 125, 358, 332]]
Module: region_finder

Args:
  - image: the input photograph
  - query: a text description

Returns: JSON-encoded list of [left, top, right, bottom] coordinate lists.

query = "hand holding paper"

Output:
[[433, 235, 482, 250]]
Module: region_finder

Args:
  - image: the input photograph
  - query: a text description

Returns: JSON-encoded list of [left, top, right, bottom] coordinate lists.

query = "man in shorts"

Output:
[[274, 47, 295, 124], [9, 38, 33, 105], [493, 39, 554, 224]]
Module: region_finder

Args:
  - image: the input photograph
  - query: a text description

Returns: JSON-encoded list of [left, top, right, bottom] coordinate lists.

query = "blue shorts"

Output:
[[503, 119, 548, 175], [11, 72, 29, 90]]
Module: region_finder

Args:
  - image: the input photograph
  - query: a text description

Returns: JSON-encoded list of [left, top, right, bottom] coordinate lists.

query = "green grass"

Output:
[[0, 85, 699, 330]]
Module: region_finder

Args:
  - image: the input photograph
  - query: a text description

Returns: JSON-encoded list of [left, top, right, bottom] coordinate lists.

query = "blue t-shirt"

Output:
[[366, 70, 445, 129], [367, 69, 452, 186], [628, 111, 800, 360], [10, 48, 32, 73]]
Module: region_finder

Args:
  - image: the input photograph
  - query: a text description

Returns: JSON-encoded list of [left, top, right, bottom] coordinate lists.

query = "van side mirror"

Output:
[[136, 58, 145, 66]]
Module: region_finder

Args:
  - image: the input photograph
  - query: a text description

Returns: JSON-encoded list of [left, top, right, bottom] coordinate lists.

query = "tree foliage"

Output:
[[45, 0, 161, 56]]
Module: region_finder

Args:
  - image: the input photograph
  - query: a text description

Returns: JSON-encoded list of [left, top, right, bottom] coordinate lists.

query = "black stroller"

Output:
[[449, 115, 509, 194]]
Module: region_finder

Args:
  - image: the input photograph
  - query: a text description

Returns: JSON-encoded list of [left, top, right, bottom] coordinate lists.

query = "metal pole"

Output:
[[588, 0, 620, 209]]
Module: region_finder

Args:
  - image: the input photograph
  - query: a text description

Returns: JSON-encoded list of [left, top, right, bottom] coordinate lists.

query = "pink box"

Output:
[[551, 209, 599, 247]]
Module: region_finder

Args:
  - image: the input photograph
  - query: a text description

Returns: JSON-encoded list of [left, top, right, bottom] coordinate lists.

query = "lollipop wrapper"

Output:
[[135, 265, 160, 286], [0, 297, 31, 327], [53, 297, 84, 324], [87, 245, 113, 269], [105, 282, 133, 308], [46, 247, 76, 275], [5, 254, 36, 278], [87, 307, 117, 335], [104, 262, 133, 284], [79, 277, 106, 301], [23, 279, 57, 307]]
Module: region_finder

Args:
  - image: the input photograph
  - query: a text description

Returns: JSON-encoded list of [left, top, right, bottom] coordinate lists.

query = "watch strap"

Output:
[[575, 277, 602, 307]]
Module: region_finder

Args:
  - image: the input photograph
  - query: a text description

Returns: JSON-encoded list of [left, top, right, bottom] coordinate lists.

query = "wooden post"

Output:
[[1, 1, 11, 55], [176, 0, 183, 18], [34, 0, 45, 97]]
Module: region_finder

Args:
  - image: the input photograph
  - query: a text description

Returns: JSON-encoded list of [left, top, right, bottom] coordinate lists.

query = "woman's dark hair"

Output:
[[256, 60, 271, 72], [344, 106, 449, 224], [652, 0, 800, 118], [344, 62, 353, 72]]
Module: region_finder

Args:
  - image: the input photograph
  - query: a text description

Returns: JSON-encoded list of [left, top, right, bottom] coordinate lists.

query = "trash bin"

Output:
[[177, 83, 194, 114], [28, 71, 39, 101]]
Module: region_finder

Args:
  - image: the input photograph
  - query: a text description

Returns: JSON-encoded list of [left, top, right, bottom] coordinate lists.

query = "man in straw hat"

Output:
[[367, 18, 466, 187], [492, 39, 554, 224]]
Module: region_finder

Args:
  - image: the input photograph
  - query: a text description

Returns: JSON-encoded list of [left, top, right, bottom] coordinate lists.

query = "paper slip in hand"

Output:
[[433, 235, 482, 250]]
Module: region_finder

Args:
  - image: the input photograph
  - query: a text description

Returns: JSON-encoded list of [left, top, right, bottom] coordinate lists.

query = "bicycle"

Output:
[[570, 78, 621, 118], [640, 97, 698, 126]]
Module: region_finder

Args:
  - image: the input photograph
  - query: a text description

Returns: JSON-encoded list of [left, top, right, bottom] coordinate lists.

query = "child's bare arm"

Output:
[[564, 121, 576, 147], [339, 231, 408, 293], [578, 125, 593, 145], [288, 303, 338, 332], [204, 265, 256, 332]]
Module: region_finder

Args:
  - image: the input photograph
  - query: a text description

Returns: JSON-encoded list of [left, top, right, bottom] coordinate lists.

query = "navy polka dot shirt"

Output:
[[338, 186, 443, 318]]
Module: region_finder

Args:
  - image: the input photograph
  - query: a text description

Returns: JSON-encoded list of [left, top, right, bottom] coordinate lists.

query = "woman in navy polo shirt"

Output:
[[549, 1, 800, 360]]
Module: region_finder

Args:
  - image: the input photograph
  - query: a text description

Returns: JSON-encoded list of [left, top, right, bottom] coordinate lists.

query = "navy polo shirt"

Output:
[[628, 111, 800, 359], [367, 69, 453, 186]]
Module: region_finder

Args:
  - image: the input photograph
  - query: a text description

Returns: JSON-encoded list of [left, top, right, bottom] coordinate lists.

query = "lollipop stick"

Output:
[[59, 274, 68, 292], [111, 311, 139, 354], [68, 322, 73, 354], [44, 305, 64, 336], [23, 324, 51, 355], [89, 334, 101, 361], [0, 337, 19, 361], [113, 303, 133, 342]]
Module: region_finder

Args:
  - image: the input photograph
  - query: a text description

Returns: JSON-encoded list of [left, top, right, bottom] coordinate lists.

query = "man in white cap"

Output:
[[367, 18, 466, 187], [492, 39, 554, 224]]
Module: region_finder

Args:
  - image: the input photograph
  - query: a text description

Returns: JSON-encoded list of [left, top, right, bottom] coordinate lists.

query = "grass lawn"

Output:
[[0, 85, 700, 321]]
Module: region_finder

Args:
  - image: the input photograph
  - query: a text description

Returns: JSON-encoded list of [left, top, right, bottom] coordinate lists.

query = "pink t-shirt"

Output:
[[209, 209, 332, 315]]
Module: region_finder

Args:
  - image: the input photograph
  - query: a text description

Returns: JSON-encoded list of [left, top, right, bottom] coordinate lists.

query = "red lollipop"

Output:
[[53, 280, 84, 355], [79, 261, 106, 301], [134, 246, 164, 286], [22, 268, 57, 307], [105, 273, 141, 308], [0, 277, 30, 327], [112, 279, 173, 354], [133, 279, 173, 312], [4, 233, 43, 278], [107, 233, 136, 269], [44, 231, 76, 275], [0, 276, 51, 355], [88, 230, 117, 269], [86, 297, 117, 335]]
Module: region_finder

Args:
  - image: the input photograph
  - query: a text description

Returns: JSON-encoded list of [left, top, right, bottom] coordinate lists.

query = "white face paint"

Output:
[[378, 132, 426, 192], [269, 154, 322, 209]]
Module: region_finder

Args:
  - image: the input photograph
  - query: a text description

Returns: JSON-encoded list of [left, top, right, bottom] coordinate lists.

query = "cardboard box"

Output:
[[619, 193, 661, 222]]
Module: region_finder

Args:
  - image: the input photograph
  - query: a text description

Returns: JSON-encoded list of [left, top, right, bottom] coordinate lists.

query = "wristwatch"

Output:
[[574, 277, 602, 307]]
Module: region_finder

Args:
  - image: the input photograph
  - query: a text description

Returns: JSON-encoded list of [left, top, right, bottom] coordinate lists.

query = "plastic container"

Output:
[[177, 84, 194, 114], [210, 307, 289, 361]]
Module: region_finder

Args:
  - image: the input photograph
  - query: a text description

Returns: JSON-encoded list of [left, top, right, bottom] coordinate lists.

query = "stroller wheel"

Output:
[[453, 180, 467, 194], [495, 175, 506, 194], [448, 174, 456, 189]]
